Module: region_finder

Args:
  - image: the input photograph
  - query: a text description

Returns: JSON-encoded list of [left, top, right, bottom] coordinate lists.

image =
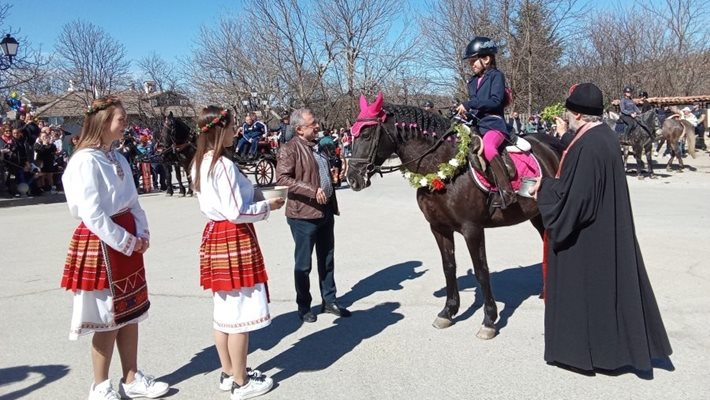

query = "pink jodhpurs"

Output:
[[482, 130, 506, 162]]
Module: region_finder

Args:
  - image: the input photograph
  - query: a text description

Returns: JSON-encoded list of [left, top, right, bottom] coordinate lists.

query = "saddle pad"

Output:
[[470, 152, 542, 193]]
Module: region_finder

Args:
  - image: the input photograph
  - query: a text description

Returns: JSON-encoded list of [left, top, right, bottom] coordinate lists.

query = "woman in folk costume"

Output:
[[191, 106, 284, 400], [61, 96, 169, 400], [456, 36, 516, 209]]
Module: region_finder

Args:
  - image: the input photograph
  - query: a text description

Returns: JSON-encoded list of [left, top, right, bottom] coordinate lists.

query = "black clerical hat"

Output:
[[565, 83, 604, 116]]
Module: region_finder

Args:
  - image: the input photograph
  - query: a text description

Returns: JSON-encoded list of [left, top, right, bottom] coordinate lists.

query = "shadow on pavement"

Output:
[[159, 346, 220, 387], [0, 364, 70, 400], [162, 261, 423, 386], [338, 260, 426, 307], [257, 302, 403, 383], [433, 263, 542, 332]]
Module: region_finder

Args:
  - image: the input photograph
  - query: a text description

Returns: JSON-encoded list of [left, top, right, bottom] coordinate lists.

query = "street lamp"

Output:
[[0, 34, 19, 71]]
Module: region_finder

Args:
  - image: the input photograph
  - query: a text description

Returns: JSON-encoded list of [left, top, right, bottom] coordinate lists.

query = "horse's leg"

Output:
[[430, 225, 459, 330], [164, 163, 174, 196], [622, 145, 629, 171], [634, 144, 645, 180], [645, 142, 655, 178], [462, 225, 498, 340], [185, 163, 194, 196], [176, 163, 186, 196]]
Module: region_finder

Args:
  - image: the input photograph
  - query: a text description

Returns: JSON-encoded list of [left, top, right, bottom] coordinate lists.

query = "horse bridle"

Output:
[[348, 116, 455, 181]]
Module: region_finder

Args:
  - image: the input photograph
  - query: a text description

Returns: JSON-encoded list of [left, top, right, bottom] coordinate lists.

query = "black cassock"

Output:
[[538, 123, 672, 371]]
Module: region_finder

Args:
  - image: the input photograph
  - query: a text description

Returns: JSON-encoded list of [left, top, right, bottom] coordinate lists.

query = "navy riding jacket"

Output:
[[242, 121, 267, 139], [464, 68, 510, 137], [620, 98, 641, 116]]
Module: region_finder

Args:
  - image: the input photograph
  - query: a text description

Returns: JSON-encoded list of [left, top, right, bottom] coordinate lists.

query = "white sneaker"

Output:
[[89, 379, 121, 400], [230, 375, 274, 400], [219, 369, 264, 391], [118, 371, 169, 399]]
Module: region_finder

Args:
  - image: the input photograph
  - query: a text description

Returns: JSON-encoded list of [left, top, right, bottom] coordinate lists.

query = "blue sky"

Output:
[[5, 0, 633, 67]]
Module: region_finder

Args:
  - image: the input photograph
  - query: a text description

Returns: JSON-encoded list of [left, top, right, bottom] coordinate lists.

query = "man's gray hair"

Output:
[[580, 114, 603, 123], [290, 108, 314, 128]]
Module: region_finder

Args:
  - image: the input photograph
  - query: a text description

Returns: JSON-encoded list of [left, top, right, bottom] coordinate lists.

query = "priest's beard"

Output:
[[566, 112, 585, 133]]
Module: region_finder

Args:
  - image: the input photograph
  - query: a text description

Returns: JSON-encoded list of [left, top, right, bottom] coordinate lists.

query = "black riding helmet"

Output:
[[423, 100, 434, 108], [640, 91, 649, 98], [623, 86, 634, 94], [463, 37, 498, 60]]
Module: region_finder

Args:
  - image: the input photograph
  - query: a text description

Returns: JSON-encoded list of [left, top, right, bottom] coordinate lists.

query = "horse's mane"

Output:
[[383, 103, 452, 141]]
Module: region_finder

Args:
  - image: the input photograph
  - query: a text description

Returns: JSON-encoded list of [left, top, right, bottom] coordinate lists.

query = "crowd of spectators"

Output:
[[0, 113, 165, 198]]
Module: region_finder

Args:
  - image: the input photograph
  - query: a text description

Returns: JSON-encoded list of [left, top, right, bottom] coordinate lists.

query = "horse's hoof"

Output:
[[666, 168, 672, 172], [432, 317, 454, 329], [166, 192, 173, 197], [650, 174, 658, 179], [678, 168, 684, 173], [476, 325, 497, 340], [637, 175, 644, 180]]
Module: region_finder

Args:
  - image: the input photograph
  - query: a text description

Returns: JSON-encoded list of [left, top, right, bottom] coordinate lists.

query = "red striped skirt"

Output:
[[61, 211, 150, 324], [199, 220, 268, 292]]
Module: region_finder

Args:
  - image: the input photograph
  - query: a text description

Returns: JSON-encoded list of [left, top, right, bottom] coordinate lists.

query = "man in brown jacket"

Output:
[[276, 108, 350, 323]]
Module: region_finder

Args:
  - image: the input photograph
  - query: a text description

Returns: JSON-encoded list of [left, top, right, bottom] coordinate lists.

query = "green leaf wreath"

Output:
[[401, 123, 471, 191]]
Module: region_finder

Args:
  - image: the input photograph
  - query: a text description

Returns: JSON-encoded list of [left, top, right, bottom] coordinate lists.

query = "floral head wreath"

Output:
[[86, 98, 120, 116], [199, 109, 230, 133]]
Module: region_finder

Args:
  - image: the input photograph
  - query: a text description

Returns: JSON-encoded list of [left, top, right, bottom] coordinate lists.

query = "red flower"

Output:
[[432, 178, 445, 191]]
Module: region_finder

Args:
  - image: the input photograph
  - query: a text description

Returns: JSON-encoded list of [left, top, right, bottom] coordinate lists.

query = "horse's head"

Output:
[[160, 112, 176, 145], [346, 93, 398, 191]]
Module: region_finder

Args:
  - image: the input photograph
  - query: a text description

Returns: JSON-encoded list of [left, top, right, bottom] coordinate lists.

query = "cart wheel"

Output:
[[255, 158, 275, 186]]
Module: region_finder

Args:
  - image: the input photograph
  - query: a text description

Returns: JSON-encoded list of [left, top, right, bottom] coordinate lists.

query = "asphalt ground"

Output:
[[1, 151, 709, 400]]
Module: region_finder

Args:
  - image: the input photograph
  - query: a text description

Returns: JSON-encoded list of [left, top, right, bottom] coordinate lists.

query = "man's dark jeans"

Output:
[[287, 207, 336, 313]]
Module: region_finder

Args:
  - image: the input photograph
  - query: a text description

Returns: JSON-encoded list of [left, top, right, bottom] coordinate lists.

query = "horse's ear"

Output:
[[371, 92, 384, 113], [168, 111, 174, 118], [359, 94, 368, 112]]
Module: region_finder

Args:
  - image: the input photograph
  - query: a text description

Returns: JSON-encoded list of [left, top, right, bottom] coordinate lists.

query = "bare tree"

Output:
[[55, 20, 131, 103], [419, 0, 502, 99], [137, 52, 181, 93], [0, 2, 50, 93]]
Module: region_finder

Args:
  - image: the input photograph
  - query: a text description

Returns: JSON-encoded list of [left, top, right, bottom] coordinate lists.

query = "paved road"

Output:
[[1, 153, 709, 399]]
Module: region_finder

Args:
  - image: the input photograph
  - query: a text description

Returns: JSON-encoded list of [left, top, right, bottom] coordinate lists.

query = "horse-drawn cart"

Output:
[[232, 140, 277, 187]]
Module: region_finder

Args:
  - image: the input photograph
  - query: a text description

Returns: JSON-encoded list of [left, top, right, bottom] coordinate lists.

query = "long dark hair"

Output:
[[191, 106, 232, 193]]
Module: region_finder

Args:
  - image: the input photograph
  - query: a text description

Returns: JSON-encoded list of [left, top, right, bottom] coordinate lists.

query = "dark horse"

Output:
[[605, 110, 661, 179], [160, 112, 196, 196], [346, 95, 562, 339]]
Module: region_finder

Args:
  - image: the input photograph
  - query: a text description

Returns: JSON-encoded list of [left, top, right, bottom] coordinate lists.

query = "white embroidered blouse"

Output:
[[193, 154, 271, 223], [62, 148, 149, 256]]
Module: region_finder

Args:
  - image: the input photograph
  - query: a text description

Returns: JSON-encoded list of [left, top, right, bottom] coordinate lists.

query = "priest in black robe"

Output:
[[529, 83, 672, 372]]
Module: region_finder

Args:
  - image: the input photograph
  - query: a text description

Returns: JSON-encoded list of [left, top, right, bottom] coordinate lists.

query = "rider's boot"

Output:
[[488, 155, 517, 210]]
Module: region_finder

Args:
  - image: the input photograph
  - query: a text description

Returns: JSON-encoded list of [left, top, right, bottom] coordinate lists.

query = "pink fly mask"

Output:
[[351, 92, 387, 138]]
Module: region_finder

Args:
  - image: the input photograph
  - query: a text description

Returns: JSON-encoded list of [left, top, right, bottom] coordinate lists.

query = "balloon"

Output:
[[10, 91, 18, 99]]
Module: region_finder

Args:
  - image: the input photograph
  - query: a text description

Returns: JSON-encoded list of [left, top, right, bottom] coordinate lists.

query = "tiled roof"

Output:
[[33, 90, 196, 118], [611, 95, 710, 106]]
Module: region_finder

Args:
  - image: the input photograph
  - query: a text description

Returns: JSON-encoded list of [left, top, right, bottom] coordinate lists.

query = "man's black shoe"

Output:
[[298, 311, 317, 323], [321, 303, 351, 317]]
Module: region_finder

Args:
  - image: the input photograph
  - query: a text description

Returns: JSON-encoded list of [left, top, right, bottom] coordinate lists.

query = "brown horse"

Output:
[[346, 96, 562, 339], [658, 112, 696, 172]]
